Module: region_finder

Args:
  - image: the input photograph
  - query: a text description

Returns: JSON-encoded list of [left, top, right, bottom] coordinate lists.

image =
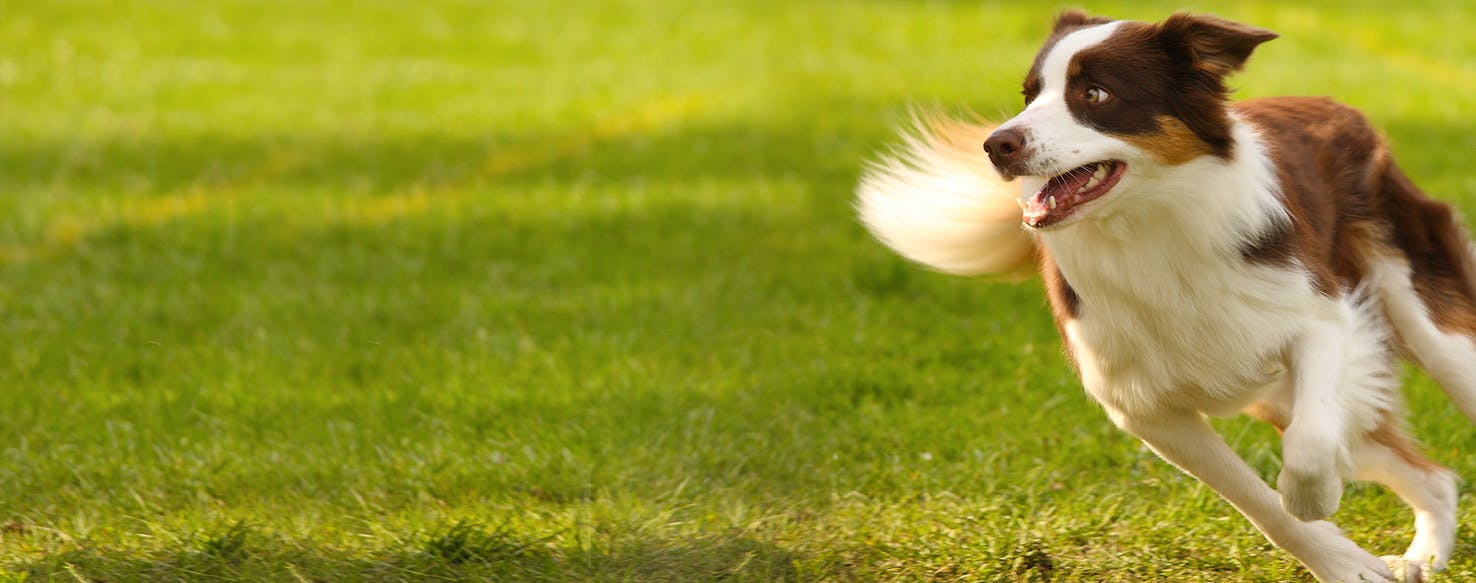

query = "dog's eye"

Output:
[[1084, 86, 1112, 104]]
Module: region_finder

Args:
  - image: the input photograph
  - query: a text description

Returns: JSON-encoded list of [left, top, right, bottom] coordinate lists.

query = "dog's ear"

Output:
[[1052, 10, 1113, 34], [1157, 13, 1278, 76]]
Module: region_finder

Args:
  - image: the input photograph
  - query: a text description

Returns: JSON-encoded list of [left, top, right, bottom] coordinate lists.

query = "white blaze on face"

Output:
[[999, 22, 1130, 179], [1036, 22, 1121, 101]]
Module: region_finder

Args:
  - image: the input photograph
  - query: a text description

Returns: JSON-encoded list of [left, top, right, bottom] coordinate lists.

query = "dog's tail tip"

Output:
[[855, 113, 1034, 276]]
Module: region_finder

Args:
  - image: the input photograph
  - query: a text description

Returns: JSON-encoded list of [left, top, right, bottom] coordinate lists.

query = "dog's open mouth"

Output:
[[1022, 161, 1126, 229]]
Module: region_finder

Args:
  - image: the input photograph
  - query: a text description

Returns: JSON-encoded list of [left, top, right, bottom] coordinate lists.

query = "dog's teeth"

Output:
[[1047, 195, 1058, 210], [1093, 165, 1107, 181], [1016, 197, 1026, 210]]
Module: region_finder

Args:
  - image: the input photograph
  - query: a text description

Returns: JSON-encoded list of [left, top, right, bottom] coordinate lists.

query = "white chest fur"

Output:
[[1041, 130, 1330, 417], [1053, 231, 1316, 417]]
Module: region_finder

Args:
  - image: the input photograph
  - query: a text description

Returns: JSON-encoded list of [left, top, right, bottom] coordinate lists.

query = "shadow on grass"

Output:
[[16, 521, 804, 582]]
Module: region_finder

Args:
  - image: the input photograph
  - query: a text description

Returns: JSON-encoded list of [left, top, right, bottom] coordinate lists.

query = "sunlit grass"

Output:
[[2, 0, 1473, 580]]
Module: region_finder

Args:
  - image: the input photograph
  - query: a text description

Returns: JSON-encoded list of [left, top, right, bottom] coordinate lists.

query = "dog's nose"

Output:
[[983, 128, 1026, 164]]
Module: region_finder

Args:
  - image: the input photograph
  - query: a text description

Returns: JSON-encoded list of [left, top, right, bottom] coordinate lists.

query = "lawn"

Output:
[[1, 0, 1473, 581]]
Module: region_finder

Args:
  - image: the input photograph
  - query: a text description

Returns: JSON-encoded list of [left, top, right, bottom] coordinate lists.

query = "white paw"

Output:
[[1298, 521, 1395, 583], [1381, 555, 1424, 583], [1278, 467, 1343, 521], [1403, 539, 1449, 575], [1314, 555, 1396, 583], [1402, 472, 1457, 573]]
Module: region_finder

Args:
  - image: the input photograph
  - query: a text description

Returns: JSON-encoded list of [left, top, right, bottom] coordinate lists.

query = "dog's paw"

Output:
[[1402, 539, 1449, 576], [1296, 521, 1395, 583], [1310, 552, 1396, 583], [1278, 467, 1342, 521], [1381, 555, 1424, 583], [1400, 471, 1457, 574]]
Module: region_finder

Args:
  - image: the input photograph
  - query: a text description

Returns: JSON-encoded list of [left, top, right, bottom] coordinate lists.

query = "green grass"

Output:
[[2, 0, 1473, 580]]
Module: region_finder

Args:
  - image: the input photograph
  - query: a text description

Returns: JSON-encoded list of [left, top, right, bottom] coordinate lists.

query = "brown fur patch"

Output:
[[1234, 95, 1476, 424], [1066, 59, 1083, 80], [1061, 16, 1273, 159], [1235, 97, 1388, 297], [1367, 412, 1441, 472], [1249, 401, 1439, 472], [1236, 94, 1476, 319], [1040, 250, 1081, 368], [1375, 161, 1476, 336], [1053, 9, 1114, 32], [1120, 116, 1215, 165], [1156, 13, 1278, 77], [1042, 256, 1080, 320]]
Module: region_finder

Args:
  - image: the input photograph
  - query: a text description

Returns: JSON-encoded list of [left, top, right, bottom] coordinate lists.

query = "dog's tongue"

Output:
[[1023, 165, 1094, 227]]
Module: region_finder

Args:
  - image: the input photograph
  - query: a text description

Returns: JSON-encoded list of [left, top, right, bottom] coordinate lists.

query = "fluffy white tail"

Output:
[[855, 113, 1034, 276]]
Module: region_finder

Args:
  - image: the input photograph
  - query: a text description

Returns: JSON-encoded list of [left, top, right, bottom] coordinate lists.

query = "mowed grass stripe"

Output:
[[0, 89, 715, 265], [1, 0, 1472, 581]]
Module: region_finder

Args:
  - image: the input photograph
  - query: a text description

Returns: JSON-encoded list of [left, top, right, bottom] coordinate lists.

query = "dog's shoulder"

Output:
[[1232, 96, 1383, 159]]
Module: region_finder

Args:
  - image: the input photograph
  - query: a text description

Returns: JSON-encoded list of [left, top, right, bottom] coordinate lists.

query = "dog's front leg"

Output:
[[1109, 409, 1396, 582], [1279, 316, 1351, 521]]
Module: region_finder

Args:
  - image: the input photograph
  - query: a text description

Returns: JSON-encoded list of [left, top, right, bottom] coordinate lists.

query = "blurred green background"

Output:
[[2, 1, 1472, 580]]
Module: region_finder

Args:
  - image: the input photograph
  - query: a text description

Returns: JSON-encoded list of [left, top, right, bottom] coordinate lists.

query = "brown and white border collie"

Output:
[[857, 11, 1475, 583]]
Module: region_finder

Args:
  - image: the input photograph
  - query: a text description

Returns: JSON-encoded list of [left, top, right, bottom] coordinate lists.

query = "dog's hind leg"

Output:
[[1354, 418, 1459, 576], [1366, 250, 1476, 422], [1364, 160, 1476, 422]]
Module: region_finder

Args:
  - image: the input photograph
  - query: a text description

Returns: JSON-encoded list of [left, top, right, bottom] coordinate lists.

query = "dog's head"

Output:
[[985, 12, 1277, 229]]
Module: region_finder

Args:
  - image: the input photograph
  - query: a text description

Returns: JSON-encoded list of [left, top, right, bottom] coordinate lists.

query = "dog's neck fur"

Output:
[[1040, 118, 1330, 417], [1042, 118, 1286, 265]]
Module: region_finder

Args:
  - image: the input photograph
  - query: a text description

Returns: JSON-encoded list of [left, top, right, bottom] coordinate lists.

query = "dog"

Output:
[[857, 11, 1475, 582]]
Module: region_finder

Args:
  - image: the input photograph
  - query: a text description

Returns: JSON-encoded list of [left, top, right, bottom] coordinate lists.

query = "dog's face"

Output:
[[985, 12, 1277, 229]]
